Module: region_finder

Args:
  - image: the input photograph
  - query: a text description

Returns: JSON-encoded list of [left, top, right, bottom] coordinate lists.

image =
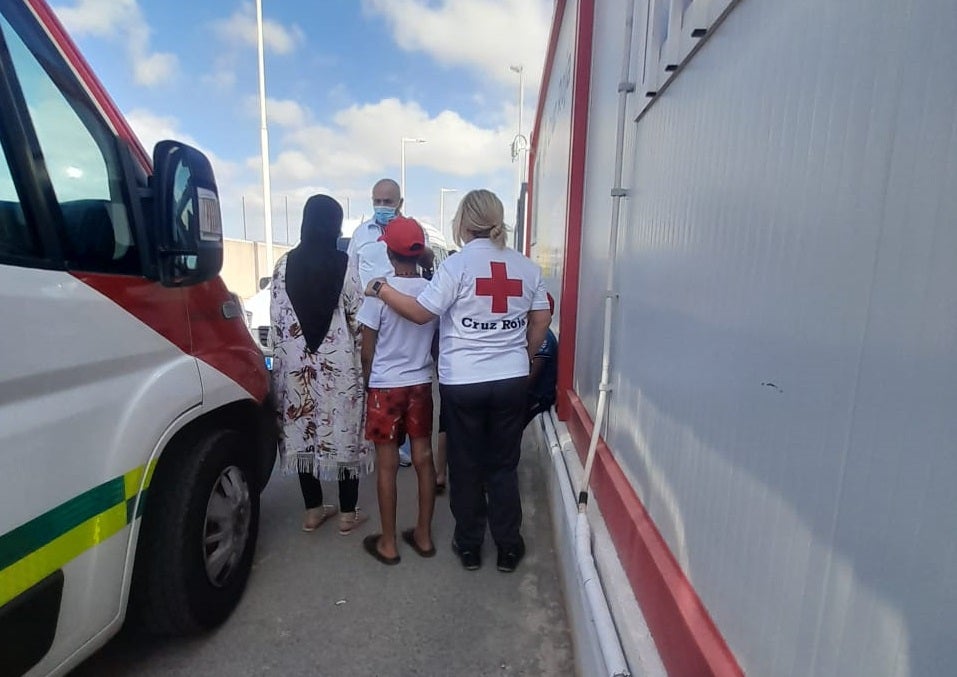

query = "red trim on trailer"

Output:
[[27, 0, 151, 170], [525, 0, 568, 257], [566, 391, 744, 677], [555, 0, 594, 420]]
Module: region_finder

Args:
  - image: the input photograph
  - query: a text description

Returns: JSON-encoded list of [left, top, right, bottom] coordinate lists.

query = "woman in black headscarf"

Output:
[[270, 195, 373, 534]]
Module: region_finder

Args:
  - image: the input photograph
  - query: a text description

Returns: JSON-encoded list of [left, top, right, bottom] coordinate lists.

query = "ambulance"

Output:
[[0, 1, 277, 675]]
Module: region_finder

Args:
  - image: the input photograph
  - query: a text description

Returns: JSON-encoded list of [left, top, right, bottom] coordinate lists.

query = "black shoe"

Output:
[[452, 541, 481, 570], [496, 540, 526, 573]]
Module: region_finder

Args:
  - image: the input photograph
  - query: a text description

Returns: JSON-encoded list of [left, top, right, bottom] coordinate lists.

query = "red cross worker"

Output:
[[363, 189, 552, 573]]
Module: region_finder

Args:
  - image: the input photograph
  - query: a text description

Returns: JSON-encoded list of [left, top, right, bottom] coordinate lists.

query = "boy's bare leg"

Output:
[[410, 436, 436, 550], [374, 441, 400, 558], [434, 431, 448, 488]]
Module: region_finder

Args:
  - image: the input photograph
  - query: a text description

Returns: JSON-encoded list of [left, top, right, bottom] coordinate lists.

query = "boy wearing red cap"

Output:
[[357, 217, 439, 564]]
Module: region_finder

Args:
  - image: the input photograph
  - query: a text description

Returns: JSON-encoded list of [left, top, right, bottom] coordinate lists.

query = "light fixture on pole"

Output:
[[439, 188, 457, 244], [400, 137, 426, 210], [256, 0, 274, 271], [509, 65, 528, 179], [510, 64, 529, 250]]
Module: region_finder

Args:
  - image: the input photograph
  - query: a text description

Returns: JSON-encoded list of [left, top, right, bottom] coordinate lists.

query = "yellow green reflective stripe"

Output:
[[0, 461, 155, 608], [0, 503, 127, 607], [124, 465, 145, 501]]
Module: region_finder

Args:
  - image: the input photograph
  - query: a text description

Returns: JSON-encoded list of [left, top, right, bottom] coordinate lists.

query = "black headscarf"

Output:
[[284, 195, 348, 352]]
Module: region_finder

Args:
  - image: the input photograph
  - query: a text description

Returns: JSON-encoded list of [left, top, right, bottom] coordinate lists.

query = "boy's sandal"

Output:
[[363, 534, 400, 565], [401, 528, 437, 558], [302, 505, 338, 532]]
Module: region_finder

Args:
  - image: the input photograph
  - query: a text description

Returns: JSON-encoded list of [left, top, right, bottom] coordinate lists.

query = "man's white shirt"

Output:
[[417, 239, 549, 385], [358, 276, 437, 388], [348, 217, 434, 288], [347, 218, 392, 288]]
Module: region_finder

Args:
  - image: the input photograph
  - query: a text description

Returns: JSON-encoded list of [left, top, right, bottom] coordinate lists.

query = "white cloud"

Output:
[[202, 54, 239, 90], [213, 3, 304, 55], [243, 97, 310, 128], [362, 0, 552, 86], [53, 0, 177, 87], [125, 108, 199, 154], [125, 108, 243, 213], [269, 97, 513, 186], [133, 52, 176, 87]]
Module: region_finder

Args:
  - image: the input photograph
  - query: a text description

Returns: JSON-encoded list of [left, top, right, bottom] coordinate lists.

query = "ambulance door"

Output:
[[0, 5, 201, 674]]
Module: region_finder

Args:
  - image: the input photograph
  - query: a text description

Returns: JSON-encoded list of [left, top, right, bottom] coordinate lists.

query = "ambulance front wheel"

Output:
[[131, 427, 260, 635]]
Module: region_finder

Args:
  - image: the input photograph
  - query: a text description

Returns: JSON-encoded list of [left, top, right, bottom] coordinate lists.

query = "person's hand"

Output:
[[365, 277, 387, 297]]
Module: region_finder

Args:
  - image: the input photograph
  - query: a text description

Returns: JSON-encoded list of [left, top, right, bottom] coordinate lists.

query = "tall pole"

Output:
[[440, 188, 457, 244], [256, 0, 274, 271], [518, 67, 526, 183], [509, 64, 527, 183], [284, 195, 289, 244], [510, 65, 528, 249], [400, 137, 426, 212], [241, 194, 248, 240]]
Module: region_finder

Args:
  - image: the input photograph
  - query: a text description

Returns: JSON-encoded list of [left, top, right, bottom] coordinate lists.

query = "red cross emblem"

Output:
[[475, 261, 523, 313]]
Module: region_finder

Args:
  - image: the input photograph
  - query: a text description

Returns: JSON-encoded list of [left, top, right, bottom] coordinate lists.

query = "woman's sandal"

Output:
[[338, 509, 369, 535], [363, 534, 400, 565], [302, 505, 338, 532], [401, 527, 437, 558]]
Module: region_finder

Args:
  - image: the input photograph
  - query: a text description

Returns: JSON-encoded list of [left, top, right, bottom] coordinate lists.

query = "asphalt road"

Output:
[[74, 426, 574, 676]]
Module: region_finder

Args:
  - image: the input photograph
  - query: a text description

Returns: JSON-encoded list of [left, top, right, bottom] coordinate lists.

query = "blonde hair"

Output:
[[452, 189, 509, 248]]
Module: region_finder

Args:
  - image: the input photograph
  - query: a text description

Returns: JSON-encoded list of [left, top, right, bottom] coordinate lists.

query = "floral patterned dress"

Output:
[[270, 255, 373, 481]]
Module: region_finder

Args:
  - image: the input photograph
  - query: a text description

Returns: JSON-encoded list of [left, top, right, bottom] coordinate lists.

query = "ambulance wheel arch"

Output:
[[128, 409, 265, 634]]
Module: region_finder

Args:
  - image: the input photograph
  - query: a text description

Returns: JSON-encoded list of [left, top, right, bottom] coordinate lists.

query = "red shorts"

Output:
[[365, 383, 434, 444]]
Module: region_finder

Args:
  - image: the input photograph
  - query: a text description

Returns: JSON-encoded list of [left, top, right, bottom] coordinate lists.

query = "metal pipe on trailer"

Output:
[[541, 411, 632, 677], [577, 0, 638, 511]]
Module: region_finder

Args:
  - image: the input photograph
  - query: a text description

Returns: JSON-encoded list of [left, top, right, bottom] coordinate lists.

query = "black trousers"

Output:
[[298, 472, 359, 513], [440, 376, 527, 550]]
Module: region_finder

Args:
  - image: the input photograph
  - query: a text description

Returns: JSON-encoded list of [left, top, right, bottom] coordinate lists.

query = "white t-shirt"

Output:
[[417, 238, 550, 385], [347, 218, 392, 288], [358, 276, 437, 388]]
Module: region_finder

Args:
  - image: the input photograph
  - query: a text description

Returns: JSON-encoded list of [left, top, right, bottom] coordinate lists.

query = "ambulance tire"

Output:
[[131, 427, 260, 635]]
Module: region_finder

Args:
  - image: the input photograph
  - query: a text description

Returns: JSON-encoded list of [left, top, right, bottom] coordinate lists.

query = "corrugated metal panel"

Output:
[[573, 0, 957, 673]]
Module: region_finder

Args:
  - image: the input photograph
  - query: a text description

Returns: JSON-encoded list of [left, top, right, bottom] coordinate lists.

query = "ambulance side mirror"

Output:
[[151, 140, 223, 287]]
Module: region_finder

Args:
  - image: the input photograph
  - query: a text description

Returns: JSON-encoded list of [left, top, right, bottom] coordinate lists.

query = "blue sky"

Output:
[[50, 0, 553, 244]]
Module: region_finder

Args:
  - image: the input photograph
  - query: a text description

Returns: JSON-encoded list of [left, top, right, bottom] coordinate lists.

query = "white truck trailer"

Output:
[[528, 1, 957, 675]]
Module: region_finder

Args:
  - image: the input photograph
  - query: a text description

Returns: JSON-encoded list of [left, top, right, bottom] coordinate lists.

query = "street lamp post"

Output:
[[256, 0, 274, 271], [439, 188, 457, 244], [400, 137, 426, 210], [510, 64, 529, 250], [509, 64, 527, 181]]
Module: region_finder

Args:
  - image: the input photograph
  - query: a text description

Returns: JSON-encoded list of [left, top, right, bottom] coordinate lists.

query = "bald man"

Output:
[[348, 178, 403, 288]]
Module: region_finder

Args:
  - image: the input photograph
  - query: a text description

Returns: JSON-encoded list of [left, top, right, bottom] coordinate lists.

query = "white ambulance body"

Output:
[[0, 2, 277, 675]]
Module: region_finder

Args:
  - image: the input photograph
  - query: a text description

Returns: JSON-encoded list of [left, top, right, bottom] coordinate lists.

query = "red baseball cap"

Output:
[[379, 216, 426, 257]]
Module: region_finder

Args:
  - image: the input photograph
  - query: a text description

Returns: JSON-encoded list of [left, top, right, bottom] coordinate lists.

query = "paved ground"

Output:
[[74, 427, 574, 676]]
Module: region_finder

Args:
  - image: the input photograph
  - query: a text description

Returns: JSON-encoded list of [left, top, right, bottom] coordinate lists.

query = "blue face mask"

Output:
[[374, 206, 397, 225]]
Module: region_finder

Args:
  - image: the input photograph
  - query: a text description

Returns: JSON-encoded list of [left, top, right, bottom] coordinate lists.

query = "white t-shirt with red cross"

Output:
[[357, 276, 437, 388], [417, 238, 550, 385]]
